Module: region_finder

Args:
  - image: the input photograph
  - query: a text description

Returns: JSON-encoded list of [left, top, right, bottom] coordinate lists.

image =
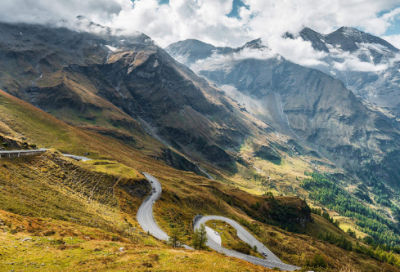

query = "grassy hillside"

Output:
[[0, 90, 399, 271], [0, 211, 275, 272], [0, 89, 163, 156], [0, 23, 399, 271]]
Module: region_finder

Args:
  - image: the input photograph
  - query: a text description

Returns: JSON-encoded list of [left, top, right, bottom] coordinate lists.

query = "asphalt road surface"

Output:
[[137, 173, 169, 241], [138, 173, 299, 271], [193, 217, 300, 271], [62, 154, 92, 161]]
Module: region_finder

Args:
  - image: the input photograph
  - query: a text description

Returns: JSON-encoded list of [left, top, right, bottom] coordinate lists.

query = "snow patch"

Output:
[[341, 27, 361, 37], [105, 45, 118, 52], [356, 43, 391, 55], [326, 44, 343, 54]]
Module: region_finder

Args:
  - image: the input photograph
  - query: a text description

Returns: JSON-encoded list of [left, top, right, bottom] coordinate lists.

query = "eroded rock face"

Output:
[[198, 55, 400, 180], [295, 27, 400, 126], [0, 22, 259, 173], [167, 37, 400, 186]]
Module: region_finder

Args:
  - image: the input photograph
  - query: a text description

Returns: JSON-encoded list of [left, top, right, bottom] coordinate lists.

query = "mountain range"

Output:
[[1, 20, 400, 271], [166, 29, 400, 190], [296, 27, 400, 124]]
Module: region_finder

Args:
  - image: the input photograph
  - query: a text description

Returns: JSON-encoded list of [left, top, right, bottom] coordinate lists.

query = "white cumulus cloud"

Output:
[[383, 34, 400, 49], [1, 0, 400, 72]]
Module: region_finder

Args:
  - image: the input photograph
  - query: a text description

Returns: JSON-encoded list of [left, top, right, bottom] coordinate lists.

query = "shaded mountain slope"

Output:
[[1, 84, 396, 271], [0, 24, 398, 269], [0, 22, 279, 174], [167, 38, 400, 189], [295, 27, 400, 124]]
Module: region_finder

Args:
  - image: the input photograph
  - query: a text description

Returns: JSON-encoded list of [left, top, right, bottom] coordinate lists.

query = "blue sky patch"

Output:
[[227, 0, 249, 18], [131, 0, 400, 36]]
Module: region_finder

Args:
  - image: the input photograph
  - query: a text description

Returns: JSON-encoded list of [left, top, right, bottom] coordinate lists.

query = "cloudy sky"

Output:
[[1, 0, 400, 70], [1, 0, 400, 47]]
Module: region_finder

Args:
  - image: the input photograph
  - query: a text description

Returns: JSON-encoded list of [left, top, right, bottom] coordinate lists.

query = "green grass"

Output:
[[0, 89, 164, 156], [85, 160, 140, 179], [0, 153, 147, 235], [1, 89, 399, 272], [206, 220, 263, 258], [0, 212, 275, 272]]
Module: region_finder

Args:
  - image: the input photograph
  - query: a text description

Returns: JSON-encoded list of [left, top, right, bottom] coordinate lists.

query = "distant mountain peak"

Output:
[[297, 27, 329, 52], [336, 26, 362, 35], [293, 26, 400, 55], [175, 39, 214, 46], [237, 38, 267, 51], [246, 38, 262, 45], [326, 26, 399, 53], [301, 27, 322, 35]]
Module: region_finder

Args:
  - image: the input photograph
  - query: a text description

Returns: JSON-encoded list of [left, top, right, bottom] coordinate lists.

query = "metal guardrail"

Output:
[[0, 148, 47, 158]]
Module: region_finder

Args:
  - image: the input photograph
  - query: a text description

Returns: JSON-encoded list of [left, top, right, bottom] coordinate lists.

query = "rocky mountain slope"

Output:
[[0, 88, 398, 271], [164, 39, 234, 66], [166, 36, 400, 252], [292, 27, 400, 125], [0, 22, 283, 175], [166, 37, 400, 190], [0, 18, 399, 270]]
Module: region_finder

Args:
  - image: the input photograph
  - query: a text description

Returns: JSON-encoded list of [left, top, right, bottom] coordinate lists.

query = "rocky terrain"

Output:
[[293, 27, 400, 125], [0, 22, 276, 174], [166, 36, 400, 189], [0, 21, 400, 271]]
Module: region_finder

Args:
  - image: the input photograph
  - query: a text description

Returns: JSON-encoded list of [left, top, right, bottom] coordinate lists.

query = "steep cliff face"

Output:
[[0, 22, 271, 173], [295, 27, 400, 125], [0, 22, 150, 135], [167, 37, 400, 186], [96, 44, 247, 147], [199, 56, 400, 179]]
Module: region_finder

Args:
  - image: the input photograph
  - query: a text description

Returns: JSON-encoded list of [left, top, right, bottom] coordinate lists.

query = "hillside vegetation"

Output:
[[2, 22, 398, 260], [0, 87, 399, 271]]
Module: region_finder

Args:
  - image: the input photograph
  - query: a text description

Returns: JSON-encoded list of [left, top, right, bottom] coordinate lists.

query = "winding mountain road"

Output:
[[62, 153, 92, 161], [194, 216, 300, 271], [138, 173, 300, 271], [137, 173, 169, 241]]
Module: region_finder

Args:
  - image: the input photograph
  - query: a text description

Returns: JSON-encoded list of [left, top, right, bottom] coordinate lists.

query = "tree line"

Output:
[[301, 172, 400, 247]]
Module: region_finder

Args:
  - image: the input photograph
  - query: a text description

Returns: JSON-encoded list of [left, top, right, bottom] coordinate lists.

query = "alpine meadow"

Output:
[[1, 1, 400, 271]]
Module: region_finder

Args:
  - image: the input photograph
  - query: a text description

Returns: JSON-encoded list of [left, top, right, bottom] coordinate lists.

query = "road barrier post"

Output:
[[193, 214, 203, 227]]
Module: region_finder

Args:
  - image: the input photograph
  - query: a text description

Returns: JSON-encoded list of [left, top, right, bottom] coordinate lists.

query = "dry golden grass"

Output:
[[0, 88, 398, 272], [0, 89, 163, 156], [0, 211, 275, 272]]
